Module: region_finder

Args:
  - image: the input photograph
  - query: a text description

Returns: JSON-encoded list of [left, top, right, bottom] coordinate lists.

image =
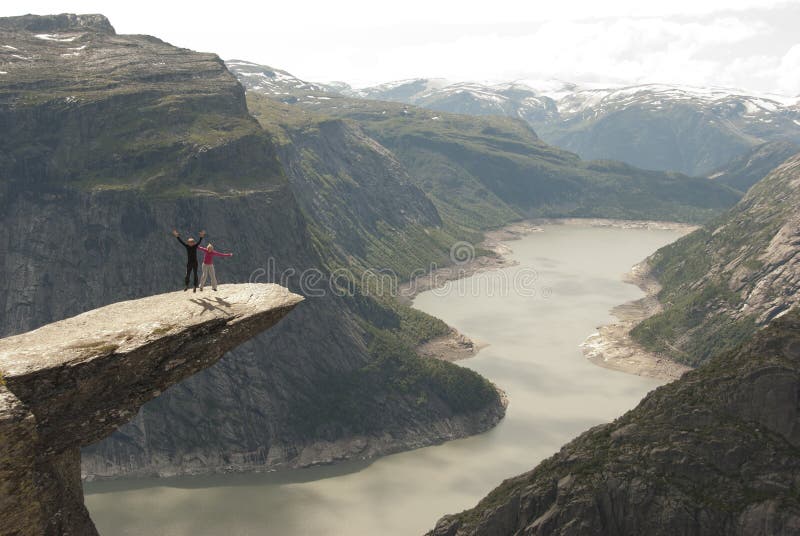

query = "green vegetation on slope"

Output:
[[631, 154, 800, 365], [244, 94, 505, 437], [291, 96, 741, 226], [429, 311, 800, 535], [0, 16, 283, 196], [710, 140, 799, 193], [290, 325, 498, 437], [247, 94, 467, 278]]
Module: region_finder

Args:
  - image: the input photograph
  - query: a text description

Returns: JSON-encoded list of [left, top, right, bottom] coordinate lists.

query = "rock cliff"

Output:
[[428, 311, 800, 536], [0, 14, 506, 480], [0, 283, 302, 536], [231, 67, 743, 229], [631, 152, 800, 365]]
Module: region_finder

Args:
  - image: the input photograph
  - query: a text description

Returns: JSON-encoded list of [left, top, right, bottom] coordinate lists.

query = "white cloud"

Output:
[[304, 15, 770, 88], [776, 44, 800, 95], [3, 0, 799, 93]]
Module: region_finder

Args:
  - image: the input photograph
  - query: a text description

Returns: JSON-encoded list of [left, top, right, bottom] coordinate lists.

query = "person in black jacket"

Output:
[[172, 229, 206, 292]]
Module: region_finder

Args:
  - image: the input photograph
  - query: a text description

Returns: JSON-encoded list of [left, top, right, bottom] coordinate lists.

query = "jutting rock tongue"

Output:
[[0, 283, 302, 536]]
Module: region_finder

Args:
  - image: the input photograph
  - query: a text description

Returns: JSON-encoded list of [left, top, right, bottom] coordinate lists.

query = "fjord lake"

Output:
[[85, 224, 685, 535]]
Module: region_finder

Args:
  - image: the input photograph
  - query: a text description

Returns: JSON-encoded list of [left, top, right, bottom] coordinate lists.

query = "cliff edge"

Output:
[[0, 283, 302, 535]]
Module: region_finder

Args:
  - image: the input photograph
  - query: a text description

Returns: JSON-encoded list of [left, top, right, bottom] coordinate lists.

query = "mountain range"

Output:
[[230, 61, 740, 228], [2, 13, 799, 536], [229, 60, 800, 177]]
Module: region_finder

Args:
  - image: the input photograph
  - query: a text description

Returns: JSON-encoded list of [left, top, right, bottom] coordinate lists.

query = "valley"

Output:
[[84, 223, 683, 535], [1, 9, 799, 536]]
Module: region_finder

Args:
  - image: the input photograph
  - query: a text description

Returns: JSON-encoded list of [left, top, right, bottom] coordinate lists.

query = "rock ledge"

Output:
[[0, 283, 302, 535]]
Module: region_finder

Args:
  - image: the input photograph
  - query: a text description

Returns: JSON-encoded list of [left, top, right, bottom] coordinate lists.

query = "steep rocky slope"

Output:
[[429, 311, 800, 536], [246, 95, 461, 278], [0, 14, 505, 479], [311, 99, 739, 225], [229, 64, 742, 229], [709, 140, 799, 192], [631, 152, 800, 366], [0, 14, 282, 195], [0, 284, 302, 536]]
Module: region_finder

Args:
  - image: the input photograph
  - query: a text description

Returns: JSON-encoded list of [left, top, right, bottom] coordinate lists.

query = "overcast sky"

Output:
[[5, 0, 800, 94]]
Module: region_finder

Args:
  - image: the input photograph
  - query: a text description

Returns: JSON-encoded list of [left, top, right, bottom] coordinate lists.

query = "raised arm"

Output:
[[173, 229, 188, 247], [197, 230, 206, 246]]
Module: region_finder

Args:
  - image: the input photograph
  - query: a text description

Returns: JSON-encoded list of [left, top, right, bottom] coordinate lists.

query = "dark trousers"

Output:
[[185, 261, 199, 288]]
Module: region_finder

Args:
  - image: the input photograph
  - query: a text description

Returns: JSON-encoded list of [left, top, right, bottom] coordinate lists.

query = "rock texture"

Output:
[[232, 63, 742, 231], [428, 311, 800, 536], [0, 14, 507, 480], [631, 152, 800, 365], [246, 95, 452, 278], [0, 283, 302, 536], [0, 14, 282, 194]]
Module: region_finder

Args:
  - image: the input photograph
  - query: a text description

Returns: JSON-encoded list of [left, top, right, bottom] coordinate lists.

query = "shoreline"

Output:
[[410, 218, 697, 367], [580, 261, 693, 382], [406, 221, 543, 362]]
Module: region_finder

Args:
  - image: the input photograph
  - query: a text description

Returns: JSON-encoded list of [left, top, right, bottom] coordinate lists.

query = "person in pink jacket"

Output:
[[197, 243, 233, 291]]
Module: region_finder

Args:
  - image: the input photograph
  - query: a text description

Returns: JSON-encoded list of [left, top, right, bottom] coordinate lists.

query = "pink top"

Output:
[[198, 247, 233, 265]]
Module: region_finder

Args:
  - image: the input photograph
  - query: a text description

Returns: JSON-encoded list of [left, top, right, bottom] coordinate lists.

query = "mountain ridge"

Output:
[[319, 75, 800, 176], [229, 61, 742, 232]]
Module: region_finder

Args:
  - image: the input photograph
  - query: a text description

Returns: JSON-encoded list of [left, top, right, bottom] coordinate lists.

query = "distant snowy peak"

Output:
[[225, 59, 334, 96], [350, 78, 800, 126], [554, 83, 796, 117], [348, 78, 449, 101], [350, 78, 559, 122]]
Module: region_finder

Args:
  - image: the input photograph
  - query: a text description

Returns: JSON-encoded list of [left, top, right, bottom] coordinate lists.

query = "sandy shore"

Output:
[[581, 261, 693, 381], [409, 217, 697, 373], [417, 329, 490, 362], [398, 221, 544, 305], [529, 217, 698, 232], [407, 221, 544, 361]]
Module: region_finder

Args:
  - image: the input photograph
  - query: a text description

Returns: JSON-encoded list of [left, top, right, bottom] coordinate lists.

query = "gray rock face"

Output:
[[0, 283, 302, 536], [0, 14, 507, 481], [631, 152, 800, 365], [0, 13, 282, 194], [428, 312, 800, 536]]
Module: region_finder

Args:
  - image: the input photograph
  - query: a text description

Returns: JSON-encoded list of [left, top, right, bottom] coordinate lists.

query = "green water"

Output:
[[85, 224, 684, 535]]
